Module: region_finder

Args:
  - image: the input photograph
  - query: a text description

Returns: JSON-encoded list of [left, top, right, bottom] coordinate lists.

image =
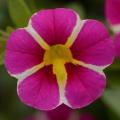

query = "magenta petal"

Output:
[[71, 20, 114, 66], [46, 105, 72, 120], [31, 8, 77, 45], [65, 64, 106, 109], [5, 29, 44, 74], [80, 113, 96, 120], [105, 0, 120, 25], [24, 113, 49, 120], [114, 33, 120, 58], [17, 66, 60, 110]]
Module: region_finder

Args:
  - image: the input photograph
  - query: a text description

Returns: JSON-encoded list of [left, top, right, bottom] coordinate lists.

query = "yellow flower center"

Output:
[[43, 44, 73, 86]]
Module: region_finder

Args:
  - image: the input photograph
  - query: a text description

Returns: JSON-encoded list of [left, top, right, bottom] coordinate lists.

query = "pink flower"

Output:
[[105, 0, 120, 32], [80, 113, 96, 120], [25, 105, 96, 120], [46, 104, 80, 120], [114, 34, 120, 58], [24, 105, 76, 120], [5, 8, 114, 110], [46, 105, 96, 120], [24, 113, 48, 120], [105, 0, 120, 58]]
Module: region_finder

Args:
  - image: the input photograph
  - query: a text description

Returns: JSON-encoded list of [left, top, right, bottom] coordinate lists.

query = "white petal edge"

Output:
[[72, 59, 109, 77], [15, 62, 61, 110], [60, 59, 108, 107], [55, 59, 110, 107], [58, 80, 72, 107], [11, 62, 45, 85], [65, 13, 86, 48], [25, 18, 50, 50], [111, 24, 120, 34], [16, 62, 45, 103]]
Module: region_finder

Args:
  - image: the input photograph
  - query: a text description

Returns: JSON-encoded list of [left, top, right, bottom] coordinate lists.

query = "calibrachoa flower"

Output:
[[114, 34, 120, 58], [105, 0, 120, 33], [80, 113, 96, 120], [24, 113, 48, 120], [105, 0, 120, 58], [47, 106, 96, 120], [25, 105, 96, 120], [24, 105, 77, 120], [46, 105, 78, 120], [5, 8, 114, 110]]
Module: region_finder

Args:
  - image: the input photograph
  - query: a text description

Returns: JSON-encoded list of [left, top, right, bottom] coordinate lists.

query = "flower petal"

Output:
[[71, 20, 114, 66], [65, 64, 106, 109], [80, 113, 96, 120], [5, 29, 44, 74], [30, 8, 78, 45], [46, 105, 72, 120], [105, 0, 120, 25], [17, 66, 60, 110], [114, 33, 120, 58]]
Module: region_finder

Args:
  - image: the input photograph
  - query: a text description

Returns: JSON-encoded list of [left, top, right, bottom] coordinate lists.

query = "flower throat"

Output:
[[43, 44, 73, 85]]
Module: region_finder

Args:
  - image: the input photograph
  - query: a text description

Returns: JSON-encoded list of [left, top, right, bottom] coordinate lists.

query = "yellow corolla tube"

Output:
[[43, 44, 73, 86], [53, 59, 67, 87]]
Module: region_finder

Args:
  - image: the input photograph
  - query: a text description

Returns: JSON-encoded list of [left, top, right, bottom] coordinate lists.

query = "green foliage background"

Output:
[[0, 0, 120, 120]]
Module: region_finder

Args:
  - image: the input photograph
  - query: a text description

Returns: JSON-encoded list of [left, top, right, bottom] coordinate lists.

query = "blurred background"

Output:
[[0, 0, 120, 120]]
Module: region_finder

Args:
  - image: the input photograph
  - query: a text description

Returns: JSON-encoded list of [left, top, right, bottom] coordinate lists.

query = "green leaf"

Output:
[[0, 36, 6, 51], [7, 0, 32, 27], [6, 26, 15, 35], [0, 36, 6, 65], [25, 0, 37, 13], [0, 52, 5, 65], [102, 87, 120, 118], [0, 26, 14, 65]]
